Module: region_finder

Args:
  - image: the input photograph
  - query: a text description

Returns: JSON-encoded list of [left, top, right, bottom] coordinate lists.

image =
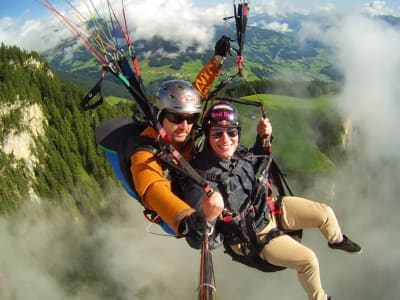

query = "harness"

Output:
[[94, 116, 177, 235], [203, 151, 301, 272]]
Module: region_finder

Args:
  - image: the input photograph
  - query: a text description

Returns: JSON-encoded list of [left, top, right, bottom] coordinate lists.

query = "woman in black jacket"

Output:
[[180, 102, 361, 300]]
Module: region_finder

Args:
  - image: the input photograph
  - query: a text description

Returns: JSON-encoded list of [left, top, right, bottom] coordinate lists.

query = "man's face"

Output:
[[208, 126, 239, 160], [162, 111, 198, 143]]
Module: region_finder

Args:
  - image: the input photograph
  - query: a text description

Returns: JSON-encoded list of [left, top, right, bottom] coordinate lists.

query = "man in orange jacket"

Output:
[[130, 36, 231, 235]]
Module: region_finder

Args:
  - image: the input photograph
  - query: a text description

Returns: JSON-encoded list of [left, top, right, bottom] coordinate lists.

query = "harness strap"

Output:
[[222, 204, 282, 255], [262, 166, 286, 231], [267, 196, 282, 215], [265, 178, 280, 213], [143, 209, 162, 224], [222, 211, 286, 273], [81, 72, 105, 110], [220, 187, 285, 256], [266, 196, 285, 232], [204, 159, 245, 182], [256, 227, 284, 252]]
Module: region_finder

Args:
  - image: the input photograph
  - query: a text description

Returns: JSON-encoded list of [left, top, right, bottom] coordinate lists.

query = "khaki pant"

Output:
[[232, 196, 343, 300]]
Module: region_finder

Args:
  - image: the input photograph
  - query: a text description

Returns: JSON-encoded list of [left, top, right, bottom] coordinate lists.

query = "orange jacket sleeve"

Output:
[[130, 142, 195, 234], [193, 55, 225, 101]]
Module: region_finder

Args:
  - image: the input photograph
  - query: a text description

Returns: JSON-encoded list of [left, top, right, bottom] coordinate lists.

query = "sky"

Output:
[[1, 1, 400, 300], [0, 0, 399, 18], [0, 0, 400, 53]]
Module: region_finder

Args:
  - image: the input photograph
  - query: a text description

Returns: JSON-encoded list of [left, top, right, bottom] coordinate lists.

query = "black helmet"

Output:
[[155, 80, 202, 114], [202, 102, 241, 136]]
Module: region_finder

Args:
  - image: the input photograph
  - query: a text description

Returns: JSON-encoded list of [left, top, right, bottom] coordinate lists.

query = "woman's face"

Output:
[[208, 126, 239, 160]]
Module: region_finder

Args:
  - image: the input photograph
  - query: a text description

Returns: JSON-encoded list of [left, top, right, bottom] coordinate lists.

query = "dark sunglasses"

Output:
[[164, 112, 199, 124], [210, 128, 239, 139]]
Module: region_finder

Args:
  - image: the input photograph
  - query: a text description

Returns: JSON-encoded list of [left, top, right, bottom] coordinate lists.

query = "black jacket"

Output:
[[180, 136, 271, 248]]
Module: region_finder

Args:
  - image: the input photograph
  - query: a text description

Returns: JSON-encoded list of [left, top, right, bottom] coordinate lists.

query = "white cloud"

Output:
[[254, 0, 308, 17], [123, 0, 221, 53], [254, 0, 400, 17], [0, 16, 13, 28], [0, 197, 202, 300], [363, 1, 395, 16], [0, 0, 224, 54], [254, 0, 337, 17], [297, 12, 400, 300], [263, 21, 292, 33], [299, 12, 400, 161], [0, 13, 73, 53], [335, 15, 400, 160]]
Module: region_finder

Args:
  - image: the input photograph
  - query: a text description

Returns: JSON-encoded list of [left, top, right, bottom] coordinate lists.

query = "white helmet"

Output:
[[155, 80, 202, 114]]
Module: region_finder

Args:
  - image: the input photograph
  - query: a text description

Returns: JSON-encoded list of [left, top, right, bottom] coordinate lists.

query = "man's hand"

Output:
[[214, 35, 232, 57], [179, 211, 206, 236], [202, 191, 224, 222]]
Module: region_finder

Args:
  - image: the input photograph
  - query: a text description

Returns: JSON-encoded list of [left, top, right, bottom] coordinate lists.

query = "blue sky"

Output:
[[0, 0, 49, 18]]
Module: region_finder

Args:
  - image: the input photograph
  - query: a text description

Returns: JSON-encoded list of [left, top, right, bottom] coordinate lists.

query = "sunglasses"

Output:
[[164, 112, 199, 124], [210, 128, 239, 139]]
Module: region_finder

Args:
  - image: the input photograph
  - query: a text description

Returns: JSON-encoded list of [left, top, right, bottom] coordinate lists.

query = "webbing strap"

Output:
[[81, 72, 105, 110], [256, 227, 284, 252], [267, 197, 282, 215], [143, 209, 162, 224]]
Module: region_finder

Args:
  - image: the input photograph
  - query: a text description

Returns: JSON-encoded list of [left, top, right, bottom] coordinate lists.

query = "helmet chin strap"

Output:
[[156, 109, 163, 123]]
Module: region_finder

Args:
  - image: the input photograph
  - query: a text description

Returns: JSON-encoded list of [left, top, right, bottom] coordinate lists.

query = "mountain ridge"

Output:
[[42, 20, 338, 96], [42, 12, 400, 97]]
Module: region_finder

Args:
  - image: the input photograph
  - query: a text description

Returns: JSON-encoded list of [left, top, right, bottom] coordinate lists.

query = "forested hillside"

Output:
[[0, 43, 133, 215]]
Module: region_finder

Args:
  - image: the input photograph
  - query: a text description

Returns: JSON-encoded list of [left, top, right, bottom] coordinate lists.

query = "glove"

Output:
[[179, 212, 207, 249], [214, 35, 232, 57], [179, 211, 207, 236]]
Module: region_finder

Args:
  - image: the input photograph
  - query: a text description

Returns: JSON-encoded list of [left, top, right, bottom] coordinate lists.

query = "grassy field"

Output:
[[232, 93, 337, 174]]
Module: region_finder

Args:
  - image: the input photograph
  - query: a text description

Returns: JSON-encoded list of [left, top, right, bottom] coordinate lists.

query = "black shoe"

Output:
[[328, 234, 362, 254]]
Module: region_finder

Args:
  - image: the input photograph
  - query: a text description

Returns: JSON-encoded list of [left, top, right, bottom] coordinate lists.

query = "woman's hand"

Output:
[[257, 117, 272, 138]]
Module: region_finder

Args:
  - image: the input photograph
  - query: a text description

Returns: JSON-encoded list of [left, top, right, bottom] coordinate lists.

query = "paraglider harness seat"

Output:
[[94, 115, 175, 235], [222, 196, 287, 272], [217, 154, 302, 272]]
